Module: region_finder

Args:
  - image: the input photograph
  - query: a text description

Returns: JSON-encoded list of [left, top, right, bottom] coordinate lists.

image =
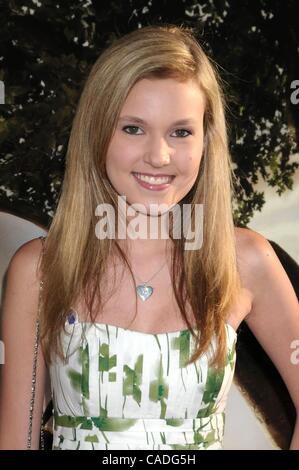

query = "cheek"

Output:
[[106, 139, 137, 173], [176, 153, 202, 176], [175, 137, 203, 170]]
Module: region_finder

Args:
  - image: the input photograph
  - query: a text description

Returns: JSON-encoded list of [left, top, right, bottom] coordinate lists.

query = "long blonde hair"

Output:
[[39, 24, 241, 368]]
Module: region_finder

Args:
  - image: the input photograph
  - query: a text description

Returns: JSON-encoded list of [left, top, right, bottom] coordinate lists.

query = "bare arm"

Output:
[[240, 229, 299, 449], [0, 238, 47, 449]]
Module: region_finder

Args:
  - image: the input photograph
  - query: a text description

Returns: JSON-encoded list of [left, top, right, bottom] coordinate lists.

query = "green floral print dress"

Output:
[[49, 310, 237, 450]]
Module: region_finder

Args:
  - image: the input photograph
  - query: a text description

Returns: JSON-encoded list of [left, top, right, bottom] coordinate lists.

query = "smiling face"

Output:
[[105, 77, 206, 216]]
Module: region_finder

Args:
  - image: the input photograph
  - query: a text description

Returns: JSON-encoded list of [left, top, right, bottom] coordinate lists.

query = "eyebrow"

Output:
[[118, 115, 197, 126]]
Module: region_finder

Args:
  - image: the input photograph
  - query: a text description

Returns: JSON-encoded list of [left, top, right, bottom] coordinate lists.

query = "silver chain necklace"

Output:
[[133, 261, 167, 301]]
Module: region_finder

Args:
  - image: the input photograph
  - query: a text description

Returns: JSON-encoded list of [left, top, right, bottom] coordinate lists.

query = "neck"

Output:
[[115, 203, 174, 260]]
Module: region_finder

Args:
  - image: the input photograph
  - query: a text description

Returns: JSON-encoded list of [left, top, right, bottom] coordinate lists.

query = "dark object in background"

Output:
[[235, 239, 298, 449]]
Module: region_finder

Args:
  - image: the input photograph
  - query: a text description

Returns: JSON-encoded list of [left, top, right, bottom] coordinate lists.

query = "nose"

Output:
[[143, 135, 172, 167]]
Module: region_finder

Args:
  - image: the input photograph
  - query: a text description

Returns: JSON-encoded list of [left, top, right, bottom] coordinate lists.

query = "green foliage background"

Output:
[[0, 0, 298, 228]]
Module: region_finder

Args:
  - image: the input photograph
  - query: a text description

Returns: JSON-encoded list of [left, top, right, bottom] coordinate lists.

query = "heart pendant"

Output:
[[136, 285, 153, 301]]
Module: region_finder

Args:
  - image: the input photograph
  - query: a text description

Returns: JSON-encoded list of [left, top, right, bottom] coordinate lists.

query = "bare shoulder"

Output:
[[234, 226, 272, 259], [234, 226, 275, 280], [2, 236, 46, 337], [7, 236, 45, 288], [12, 236, 44, 261], [233, 226, 279, 320], [233, 226, 296, 317]]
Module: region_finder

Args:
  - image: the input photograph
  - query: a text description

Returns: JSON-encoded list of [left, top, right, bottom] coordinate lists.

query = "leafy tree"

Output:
[[0, 0, 298, 227]]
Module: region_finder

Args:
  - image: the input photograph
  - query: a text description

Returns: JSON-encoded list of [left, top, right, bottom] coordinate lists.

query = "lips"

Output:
[[132, 172, 175, 184], [132, 172, 175, 191], [132, 172, 175, 178]]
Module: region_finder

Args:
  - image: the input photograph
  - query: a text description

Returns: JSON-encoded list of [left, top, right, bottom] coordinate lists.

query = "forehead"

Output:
[[121, 77, 205, 116]]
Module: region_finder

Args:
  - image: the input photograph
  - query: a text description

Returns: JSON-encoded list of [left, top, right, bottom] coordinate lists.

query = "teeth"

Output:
[[134, 173, 173, 185]]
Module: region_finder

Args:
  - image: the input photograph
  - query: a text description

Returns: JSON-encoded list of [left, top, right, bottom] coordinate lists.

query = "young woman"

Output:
[[0, 24, 298, 450]]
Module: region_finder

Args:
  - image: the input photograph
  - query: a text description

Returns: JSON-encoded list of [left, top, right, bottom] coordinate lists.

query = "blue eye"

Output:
[[173, 129, 192, 138], [122, 126, 142, 135], [122, 126, 192, 137]]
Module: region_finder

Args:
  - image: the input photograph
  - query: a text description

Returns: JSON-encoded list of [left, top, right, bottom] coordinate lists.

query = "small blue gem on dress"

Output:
[[67, 310, 77, 324]]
